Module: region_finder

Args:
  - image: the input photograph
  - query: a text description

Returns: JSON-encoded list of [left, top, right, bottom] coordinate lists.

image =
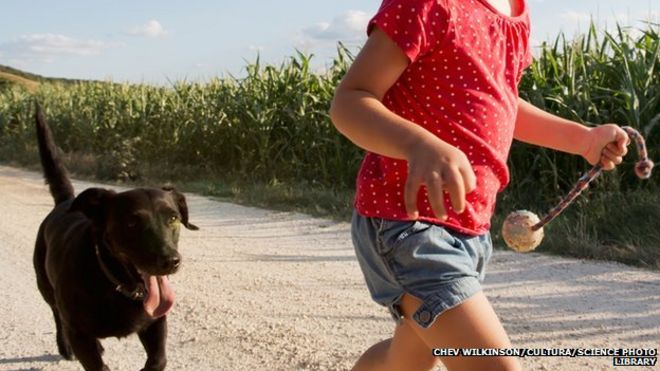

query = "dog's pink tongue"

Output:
[[143, 275, 175, 318]]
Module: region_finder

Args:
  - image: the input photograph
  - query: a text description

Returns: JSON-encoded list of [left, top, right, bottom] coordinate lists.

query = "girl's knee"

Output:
[[483, 357, 522, 371], [385, 351, 438, 371], [438, 356, 521, 371], [386, 320, 439, 371]]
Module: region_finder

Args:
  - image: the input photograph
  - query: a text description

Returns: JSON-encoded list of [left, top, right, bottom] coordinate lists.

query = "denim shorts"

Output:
[[351, 211, 493, 329]]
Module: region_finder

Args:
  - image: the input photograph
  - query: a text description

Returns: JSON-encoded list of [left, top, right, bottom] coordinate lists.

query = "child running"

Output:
[[329, 0, 629, 370]]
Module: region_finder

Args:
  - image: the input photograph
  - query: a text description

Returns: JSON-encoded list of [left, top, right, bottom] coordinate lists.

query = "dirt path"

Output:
[[0, 165, 658, 371]]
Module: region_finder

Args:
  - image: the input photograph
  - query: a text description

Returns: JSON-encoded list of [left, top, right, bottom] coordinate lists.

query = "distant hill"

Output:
[[0, 65, 90, 92], [0, 65, 47, 82], [0, 70, 40, 92]]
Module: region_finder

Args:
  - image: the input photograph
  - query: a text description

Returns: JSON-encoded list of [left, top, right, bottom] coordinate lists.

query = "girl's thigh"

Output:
[[398, 293, 521, 371]]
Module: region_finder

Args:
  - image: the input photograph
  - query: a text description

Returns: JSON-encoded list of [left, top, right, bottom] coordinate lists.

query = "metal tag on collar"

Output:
[[115, 285, 146, 301], [132, 287, 146, 300]]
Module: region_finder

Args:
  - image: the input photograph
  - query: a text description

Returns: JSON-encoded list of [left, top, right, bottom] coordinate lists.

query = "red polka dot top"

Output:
[[355, 0, 533, 235]]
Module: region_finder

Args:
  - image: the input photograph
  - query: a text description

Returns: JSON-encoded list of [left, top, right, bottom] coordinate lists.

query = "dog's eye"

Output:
[[168, 215, 179, 224]]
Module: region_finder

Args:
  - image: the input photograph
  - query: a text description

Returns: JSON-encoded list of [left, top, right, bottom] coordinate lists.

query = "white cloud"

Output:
[[127, 20, 168, 38], [0, 33, 115, 63], [297, 10, 370, 49], [559, 9, 650, 29], [560, 11, 592, 23]]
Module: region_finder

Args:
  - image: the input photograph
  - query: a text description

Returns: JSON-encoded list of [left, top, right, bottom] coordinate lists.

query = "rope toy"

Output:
[[502, 126, 654, 252]]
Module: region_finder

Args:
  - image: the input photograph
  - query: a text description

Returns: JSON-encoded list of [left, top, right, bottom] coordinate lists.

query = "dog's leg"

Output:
[[34, 230, 74, 360], [138, 316, 167, 371], [51, 308, 74, 360], [63, 326, 109, 371]]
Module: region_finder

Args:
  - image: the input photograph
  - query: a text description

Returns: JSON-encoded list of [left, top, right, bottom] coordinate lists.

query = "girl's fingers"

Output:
[[614, 128, 630, 153], [425, 175, 448, 220], [404, 174, 422, 219], [600, 148, 617, 170], [601, 159, 616, 171], [459, 165, 477, 193], [602, 147, 623, 165], [442, 168, 466, 214], [606, 142, 627, 157], [405, 164, 471, 220]]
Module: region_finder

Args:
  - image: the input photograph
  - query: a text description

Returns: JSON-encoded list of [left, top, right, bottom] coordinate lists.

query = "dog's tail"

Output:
[[35, 102, 74, 205]]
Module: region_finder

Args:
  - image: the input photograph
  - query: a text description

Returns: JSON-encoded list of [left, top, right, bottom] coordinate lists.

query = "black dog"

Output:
[[33, 104, 198, 371]]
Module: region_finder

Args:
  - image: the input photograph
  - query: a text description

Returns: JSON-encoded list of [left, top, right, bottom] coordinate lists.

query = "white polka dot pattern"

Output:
[[357, 0, 533, 235]]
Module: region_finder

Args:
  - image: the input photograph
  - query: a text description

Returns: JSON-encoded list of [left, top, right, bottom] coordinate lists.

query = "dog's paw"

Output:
[[58, 349, 74, 360], [56, 337, 74, 360], [96, 340, 105, 355], [140, 359, 166, 371]]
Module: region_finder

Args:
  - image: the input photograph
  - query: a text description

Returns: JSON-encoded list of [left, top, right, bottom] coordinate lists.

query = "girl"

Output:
[[329, 0, 628, 370]]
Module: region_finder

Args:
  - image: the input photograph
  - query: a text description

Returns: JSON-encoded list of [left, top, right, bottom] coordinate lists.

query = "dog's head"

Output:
[[70, 186, 199, 276]]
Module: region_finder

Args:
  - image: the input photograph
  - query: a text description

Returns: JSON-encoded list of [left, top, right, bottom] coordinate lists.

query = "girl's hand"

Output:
[[581, 124, 629, 170], [404, 137, 477, 220]]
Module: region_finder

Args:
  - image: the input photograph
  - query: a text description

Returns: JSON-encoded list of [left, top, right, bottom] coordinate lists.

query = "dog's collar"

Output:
[[94, 244, 146, 301]]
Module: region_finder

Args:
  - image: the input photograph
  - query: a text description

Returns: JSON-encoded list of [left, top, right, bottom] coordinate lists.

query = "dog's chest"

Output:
[[89, 297, 155, 338], [58, 280, 156, 338]]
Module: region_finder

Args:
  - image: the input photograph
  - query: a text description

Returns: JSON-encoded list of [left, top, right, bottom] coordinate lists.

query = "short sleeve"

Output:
[[517, 15, 534, 80], [522, 45, 533, 69], [367, 0, 450, 63]]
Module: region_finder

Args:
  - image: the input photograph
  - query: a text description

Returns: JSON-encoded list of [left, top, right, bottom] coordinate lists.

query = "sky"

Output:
[[0, 0, 657, 84]]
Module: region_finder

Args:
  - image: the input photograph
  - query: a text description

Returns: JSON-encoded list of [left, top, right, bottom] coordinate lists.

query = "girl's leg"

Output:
[[352, 291, 519, 371], [399, 292, 521, 371], [352, 318, 439, 371]]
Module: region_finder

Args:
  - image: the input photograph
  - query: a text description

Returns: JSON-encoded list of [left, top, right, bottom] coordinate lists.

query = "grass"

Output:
[[127, 162, 357, 219]]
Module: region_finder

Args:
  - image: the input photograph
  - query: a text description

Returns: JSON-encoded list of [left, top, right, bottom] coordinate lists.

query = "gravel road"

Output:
[[0, 165, 658, 371]]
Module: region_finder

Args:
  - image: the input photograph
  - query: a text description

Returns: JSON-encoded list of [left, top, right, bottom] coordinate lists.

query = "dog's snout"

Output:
[[170, 256, 181, 269], [159, 254, 181, 273]]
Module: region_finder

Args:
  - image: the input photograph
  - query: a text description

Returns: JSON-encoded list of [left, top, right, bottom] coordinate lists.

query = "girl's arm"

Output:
[[330, 27, 427, 163], [513, 99, 629, 170], [330, 27, 476, 219]]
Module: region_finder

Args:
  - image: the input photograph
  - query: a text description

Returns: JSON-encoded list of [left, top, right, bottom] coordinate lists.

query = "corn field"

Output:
[[1, 27, 658, 190], [0, 24, 660, 198], [0, 48, 364, 185]]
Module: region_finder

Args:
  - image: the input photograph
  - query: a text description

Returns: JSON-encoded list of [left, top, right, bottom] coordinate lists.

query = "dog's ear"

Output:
[[162, 187, 199, 231], [69, 188, 116, 223]]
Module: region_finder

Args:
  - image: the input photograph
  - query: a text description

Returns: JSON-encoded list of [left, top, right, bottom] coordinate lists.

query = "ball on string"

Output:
[[501, 210, 544, 253], [634, 159, 654, 179]]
